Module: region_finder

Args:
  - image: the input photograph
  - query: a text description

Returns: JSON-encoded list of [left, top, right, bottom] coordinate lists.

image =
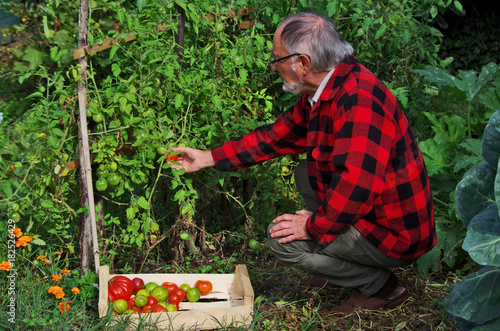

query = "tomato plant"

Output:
[[179, 232, 190, 241], [108, 276, 134, 302], [194, 280, 213, 296]]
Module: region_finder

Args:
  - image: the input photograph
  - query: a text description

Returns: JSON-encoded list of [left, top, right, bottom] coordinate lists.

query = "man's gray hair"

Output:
[[279, 12, 354, 72]]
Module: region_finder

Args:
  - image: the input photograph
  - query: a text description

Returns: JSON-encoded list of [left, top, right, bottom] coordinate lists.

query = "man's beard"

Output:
[[283, 78, 304, 95]]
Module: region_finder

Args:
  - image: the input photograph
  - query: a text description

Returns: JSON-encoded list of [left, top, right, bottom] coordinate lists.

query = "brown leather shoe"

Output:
[[331, 287, 408, 314], [309, 276, 341, 289]]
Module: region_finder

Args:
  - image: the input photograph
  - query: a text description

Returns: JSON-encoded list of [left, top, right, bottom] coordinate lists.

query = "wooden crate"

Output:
[[98, 264, 254, 330]]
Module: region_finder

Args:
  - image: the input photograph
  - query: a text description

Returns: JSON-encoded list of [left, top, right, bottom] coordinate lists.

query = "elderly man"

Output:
[[172, 12, 436, 313]]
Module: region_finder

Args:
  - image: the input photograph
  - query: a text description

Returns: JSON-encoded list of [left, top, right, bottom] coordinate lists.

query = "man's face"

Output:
[[272, 28, 304, 95]]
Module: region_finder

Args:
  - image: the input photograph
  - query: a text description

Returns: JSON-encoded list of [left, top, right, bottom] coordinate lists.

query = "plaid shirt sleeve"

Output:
[[211, 100, 310, 171]]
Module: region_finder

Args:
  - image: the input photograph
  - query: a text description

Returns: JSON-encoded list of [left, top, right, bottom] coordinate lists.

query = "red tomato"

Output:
[[128, 297, 136, 308], [168, 293, 182, 306], [164, 151, 179, 163], [142, 305, 153, 313], [173, 288, 186, 302], [161, 282, 179, 295], [131, 307, 142, 314], [132, 277, 145, 294], [108, 276, 134, 302], [194, 280, 213, 296], [147, 296, 158, 306], [151, 305, 167, 313]]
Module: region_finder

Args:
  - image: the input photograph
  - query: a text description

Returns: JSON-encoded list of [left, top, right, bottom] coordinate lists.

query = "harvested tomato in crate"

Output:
[[99, 264, 254, 330]]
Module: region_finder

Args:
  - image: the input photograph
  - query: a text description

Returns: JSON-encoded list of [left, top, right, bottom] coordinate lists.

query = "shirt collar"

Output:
[[308, 67, 336, 107]]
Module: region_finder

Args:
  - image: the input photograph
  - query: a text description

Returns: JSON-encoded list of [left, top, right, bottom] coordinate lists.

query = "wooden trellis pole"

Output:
[[77, 0, 100, 274]]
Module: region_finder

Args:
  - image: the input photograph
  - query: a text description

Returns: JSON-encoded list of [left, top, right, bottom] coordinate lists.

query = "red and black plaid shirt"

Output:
[[211, 56, 436, 260]]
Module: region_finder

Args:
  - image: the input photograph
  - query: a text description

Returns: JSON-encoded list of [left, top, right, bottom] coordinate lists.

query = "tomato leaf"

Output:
[[136, 196, 150, 210]]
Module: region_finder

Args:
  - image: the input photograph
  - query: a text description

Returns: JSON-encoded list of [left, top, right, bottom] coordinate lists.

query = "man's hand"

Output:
[[170, 147, 215, 173], [269, 210, 313, 244]]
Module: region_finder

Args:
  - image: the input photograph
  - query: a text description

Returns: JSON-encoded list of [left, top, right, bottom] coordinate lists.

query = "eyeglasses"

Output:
[[268, 53, 302, 68]]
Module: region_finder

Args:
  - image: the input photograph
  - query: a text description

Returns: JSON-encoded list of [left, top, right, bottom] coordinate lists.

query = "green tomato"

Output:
[[135, 295, 148, 308], [145, 282, 159, 293], [166, 304, 177, 312], [180, 232, 190, 241], [151, 286, 169, 302], [92, 113, 104, 123], [166, 2, 174, 9], [9, 212, 21, 223], [95, 178, 108, 191], [135, 131, 147, 140], [145, 118, 156, 129], [186, 288, 201, 302], [108, 161, 118, 172], [107, 173, 120, 186], [215, 22, 224, 32], [249, 239, 260, 251], [10, 203, 20, 212], [96, 168, 108, 179], [157, 146, 167, 155], [144, 109, 155, 117], [113, 299, 128, 314], [136, 289, 150, 298], [38, 86, 45, 93], [86, 109, 92, 117]]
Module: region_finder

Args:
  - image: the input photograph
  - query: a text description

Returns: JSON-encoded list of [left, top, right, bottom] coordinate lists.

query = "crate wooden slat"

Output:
[[98, 264, 254, 330]]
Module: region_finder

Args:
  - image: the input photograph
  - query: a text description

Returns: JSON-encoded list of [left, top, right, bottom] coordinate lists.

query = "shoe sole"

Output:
[[381, 286, 408, 309]]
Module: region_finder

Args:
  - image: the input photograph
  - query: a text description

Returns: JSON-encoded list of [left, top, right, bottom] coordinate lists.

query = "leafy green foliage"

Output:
[[463, 204, 500, 267], [455, 165, 496, 228], [414, 63, 499, 137], [445, 110, 500, 330], [414, 62, 500, 275], [444, 267, 500, 330]]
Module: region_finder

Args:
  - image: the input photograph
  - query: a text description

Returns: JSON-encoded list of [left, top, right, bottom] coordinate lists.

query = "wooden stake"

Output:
[[77, 0, 100, 275]]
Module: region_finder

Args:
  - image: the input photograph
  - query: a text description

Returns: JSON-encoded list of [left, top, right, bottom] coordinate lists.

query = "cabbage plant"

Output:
[[445, 110, 500, 330]]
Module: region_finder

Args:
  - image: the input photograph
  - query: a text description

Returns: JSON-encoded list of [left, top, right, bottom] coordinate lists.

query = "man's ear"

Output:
[[297, 54, 311, 76]]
